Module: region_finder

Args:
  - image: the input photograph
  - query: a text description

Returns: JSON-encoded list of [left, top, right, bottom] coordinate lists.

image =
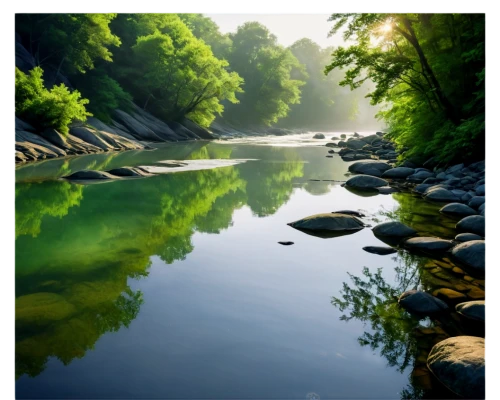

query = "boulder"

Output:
[[348, 160, 391, 177], [427, 336, 484, 399], [113, 109, 165, 141], [422, 177, 445, 184], [345, 139, 367, 150], [325, 143, 337, 148], [424, 188, 460, 202], [456, 215, 485, 236], [439, 203, 477, 218], [328, 149, 335, 154], [456, 301, 485, 323], [106, 167, 152, 178], [406, 171, 435, 183], [331, 136, 340, 140], [432, 288, 467, 304], [345, 175, 388, 190], [475, 184, 485, 196], [287, 213, 366, 237], [478, 203, 485, 213], [63, 170, 119, 181], [38, 128, 70, 150], [455, 233, 483, 242], [313, 133, 325, 139], [69, 126, 116, 151], [15, 117, 35, 132], [332, 210, 366, 218], [362, 246, 397, 255], [468, 196, 485, 210], [353, 132, 360, 137], [181, 118, 213, 139], [381, 167, 415, 179], [340, 134, 346, 139], [413, 184, 434, 194], [398, 290, 448, 317], [168, 121, 199, 140], [404, 237, 454, 253], [372, 221, 417, 238], [359, 134, 380, 144], [445, 163, 464, 174], [468, 160, 485, 172], [450, 240, 485, 278]]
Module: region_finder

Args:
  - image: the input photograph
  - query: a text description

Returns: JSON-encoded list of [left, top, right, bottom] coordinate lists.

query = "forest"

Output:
[[15, 13, 485, 163]]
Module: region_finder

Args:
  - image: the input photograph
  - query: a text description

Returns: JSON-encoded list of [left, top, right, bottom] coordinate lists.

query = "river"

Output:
[[15, 133, 464, 399]]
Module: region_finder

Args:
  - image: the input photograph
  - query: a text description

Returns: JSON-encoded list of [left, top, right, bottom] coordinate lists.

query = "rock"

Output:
[[325, 142, 337, 148], [468, 160, 485, 172], [345, 175, 388, 190], [15, 117, 35, 132], [362, 246, 397, 255], [338, 140, 347, 147], [348, 160, 391, 177], [456, 301, 485, 323], [340, 134, 346, 139], [407, 171, 435, 183], [424, 188, 460, 202], [455, 233, 483, 242], [478, 203, 485, 213], [287, 213, 366, 237], [353, 132, 360, 137], [427, 336, 484, 399], [181, 118, 213, 139], [113, 109, 165, 141], [278, 241, 294, 246], [375, 131, 384, 136], [63, 170, 119, 181], [377, 186, 399, 194], [445, 163, 465, 174], [38, 128, 70, 150], [381, 167, 415, 179], [398, 290, 448, 317], [345, 139, 366, 150], [332, 210, 366, 218], [326, 155, 333, 158], [436, 172, 447, 179], [468, 196, 485, 210], [432, 288, 467, 304], [313, 133, 325, 139], [413, 184, 434, 194], [331, 136, 340, 140], [167, 121, 199, 140], [422, 177, 444, 184], [456, 215, 485, 236], [439, 203, 477, 218], [404, 237, 454, 253], [399, 160, 417, 168], [475, 184, 485, 196], [372, 221, 417, 238], [450, 240, 485, 278], [69, 126, 115, 151], [461, 192, 473, 202], [359, 134, 380, 144], [106, 167, 152, 178], [328, 149, 335, 154]]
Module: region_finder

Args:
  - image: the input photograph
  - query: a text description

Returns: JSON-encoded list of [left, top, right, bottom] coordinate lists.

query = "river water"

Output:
[[15, 133, 466, 399]]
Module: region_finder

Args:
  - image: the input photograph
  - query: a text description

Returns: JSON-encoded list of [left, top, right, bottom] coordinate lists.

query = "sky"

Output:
[[206, 14, 346, 49]]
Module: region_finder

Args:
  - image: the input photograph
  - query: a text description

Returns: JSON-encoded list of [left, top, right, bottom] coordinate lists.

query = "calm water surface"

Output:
[[15, 134, 459, 399]]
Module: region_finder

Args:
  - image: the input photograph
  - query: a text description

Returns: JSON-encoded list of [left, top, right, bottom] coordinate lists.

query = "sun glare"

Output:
[[380, 22, 392, 33]]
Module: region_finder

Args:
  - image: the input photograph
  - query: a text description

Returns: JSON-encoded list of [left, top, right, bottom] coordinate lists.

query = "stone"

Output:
[[413, 184, 433, 194], [406, 170, 435, 183], [475, 184, 485, 196], [345, 139, 366, 150], [372, 221, 417, 238], [313, 133, 325, 139], [450, 240, 485, 278], [340, 134, 346, 139], [63, 170, 119, 181], [332, 210, 366, 218], [445, 163, 464, 174], [432, 288, 467, 304], [328, 149, 335, 154], [456, 301, 485, 322], [398, 290, 448, 317], [278, 241, 294, 246], [345, 175, 388, 190], [455, 233, 483, 242], [287, 213, 366, 237], [362, 246, 397, 255], [404, 237, 454, 253], [325, 143, 337, 148], [424, 188, 460, 202], [456, 215, 485, 236], [381, 167, 415, 179], [439, 203, 477, 218], [106, 167, 153, 178], [427, 336, 484, 399], [468, 196, 485, 210], [348, 160, 391, 177]]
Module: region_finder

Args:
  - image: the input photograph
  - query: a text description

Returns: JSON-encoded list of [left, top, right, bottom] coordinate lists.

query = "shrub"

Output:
[[15, 67, 91, 135]]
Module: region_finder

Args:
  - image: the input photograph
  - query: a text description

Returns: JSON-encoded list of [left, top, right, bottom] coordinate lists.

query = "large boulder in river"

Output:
[[456, 215, 485, 236], [345, 175, 388, 190], [406, 170, 434, 183], [372, 221, 417, 238], [348, 160, 391, 177], [404, 237, 454, 254], [287, 213, 365, 237], [456, 301, 485, 323], [439, 203, 477, 218], [63, 170, 119, 181], [468, 196, 485, 210], [313, 133, 325, 139], [398, 290, 448, 317], [475, 184, 485, 196], [450, 240, 485, 278], [106, 167, 152, 178], [455, 233, 483, 242], [345, 139, 366, 150], [362, 246, 397, 255], [424, 188, 460, 202], [340, 134, 346, 139], [381, 167, 415, 179], [427, 336, 485, 399]]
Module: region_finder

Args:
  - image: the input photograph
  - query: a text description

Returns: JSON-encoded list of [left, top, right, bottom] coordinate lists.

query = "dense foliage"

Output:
[[326, 13, 485, 163], [15, 67, 91, 135]]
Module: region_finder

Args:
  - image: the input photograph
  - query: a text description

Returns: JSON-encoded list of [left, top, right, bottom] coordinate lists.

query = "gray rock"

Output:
[[445, 163, 465, 174], [456, 301, 485, 323], [345, 139, 367, 150], [399, 160, 418, 168], [413, 184, 433, 194], [422, 177, 444, 184], [181, 118, 213, 139], [404, 237, 454, 253], [331, 136, 340, 140], [348, 160, 391, 177], [468, 160, 485, 172], [287, 213, 366, 237], [455, 233, 483, 242], [106, 167, 152, 178], [313, 133, 325, 139], [15, 117, 35, 132], [450, 189, 467, 197], [69, 126, 115, 151], [427, 336, 484, 399], [168, 121, 199, 140], [424, 188, 460, 202], [325, 142, 337, 148], [407, 171, 435, 183], [398, 290, 448, 317], [475, 184, 485, 196], [362, 246, 397, 255], [372, 221, 417, 238], [456, 215, 485, 236], [381, 167, 415, 179], [113, 109, 165, 141], [340, 134, 346, 139], [328, 149, 335, 154], [38, 128, 70, 150], [436, 172, 447, 179], [353, 132, 360, 137], [450, 240, 485, 277], [468, 196, 485, 210], [439, 203, 477, 218], [359, 134, 380, 144], [345, 175, 388, 190]]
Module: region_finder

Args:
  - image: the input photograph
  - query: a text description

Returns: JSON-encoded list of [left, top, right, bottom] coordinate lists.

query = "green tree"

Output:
[[325, 14, 485, 163], [15, 67, 91, 135]]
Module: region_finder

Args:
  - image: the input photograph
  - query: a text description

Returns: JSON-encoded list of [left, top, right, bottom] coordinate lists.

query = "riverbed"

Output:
[[15, 133, 463, 399]]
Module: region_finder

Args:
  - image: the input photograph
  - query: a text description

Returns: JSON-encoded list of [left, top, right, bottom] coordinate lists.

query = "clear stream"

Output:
[[15, 134, 466, 399]]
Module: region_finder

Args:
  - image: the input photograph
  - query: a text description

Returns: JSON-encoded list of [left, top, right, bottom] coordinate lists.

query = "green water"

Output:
[[15, 137, 467, 399]]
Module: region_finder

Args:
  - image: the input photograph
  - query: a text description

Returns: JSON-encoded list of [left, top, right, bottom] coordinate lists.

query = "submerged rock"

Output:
[[398, 290, 449, 317], [404, 237, 454, 253], [439, 203, 477, 217], [287, 213, 366, 238], [456, 215, 485, 236], [450, 240, 485, 278], [345, 175, 388, 190], [362, 246, 397, 255], [372, 221, 417, 238], [427, 336, 485, 399]]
